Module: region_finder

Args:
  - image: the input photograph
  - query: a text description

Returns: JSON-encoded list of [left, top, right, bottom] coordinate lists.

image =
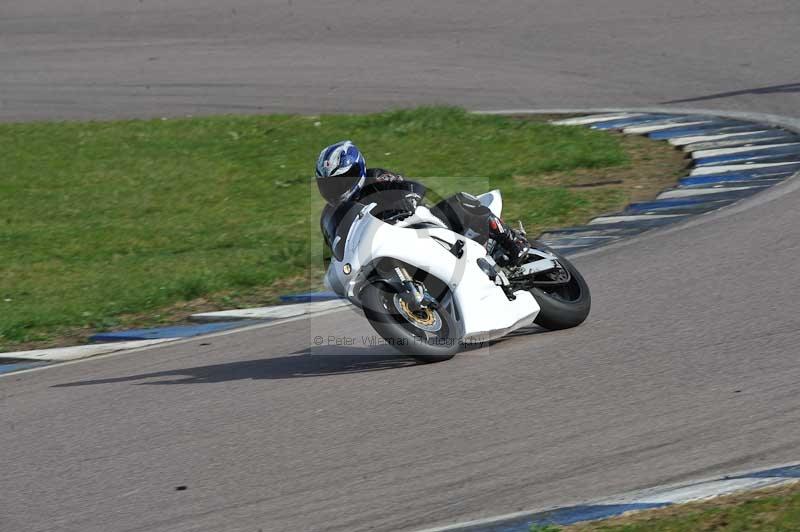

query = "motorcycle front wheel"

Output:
[[360, 283, 460, 363]]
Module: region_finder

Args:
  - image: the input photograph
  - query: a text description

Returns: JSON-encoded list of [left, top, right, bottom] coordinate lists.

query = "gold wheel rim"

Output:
[[398, 299, 436, 327]]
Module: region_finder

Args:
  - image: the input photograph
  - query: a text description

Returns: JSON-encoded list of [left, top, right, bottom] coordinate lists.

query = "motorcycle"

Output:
[[322, 181, 591, 362]]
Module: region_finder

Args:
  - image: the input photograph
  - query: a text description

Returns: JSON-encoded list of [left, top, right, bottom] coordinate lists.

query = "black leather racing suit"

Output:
[[322, 168, 529, 266]]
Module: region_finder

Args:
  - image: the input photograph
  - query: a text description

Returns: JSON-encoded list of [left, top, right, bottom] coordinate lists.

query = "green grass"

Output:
[[536, 483, 800, 531], [1, 107, 629, 350]]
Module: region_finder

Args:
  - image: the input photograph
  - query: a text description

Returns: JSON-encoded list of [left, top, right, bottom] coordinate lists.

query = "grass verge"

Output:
[[534, 481, 800, 531], [1, 107, 686, 351]]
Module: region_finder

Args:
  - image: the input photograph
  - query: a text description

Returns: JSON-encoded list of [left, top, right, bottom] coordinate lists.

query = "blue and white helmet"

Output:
[[315, 140, 367, 204]]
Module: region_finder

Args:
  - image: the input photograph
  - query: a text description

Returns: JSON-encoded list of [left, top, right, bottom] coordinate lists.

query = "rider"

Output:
[[315, 140, 530, 267]]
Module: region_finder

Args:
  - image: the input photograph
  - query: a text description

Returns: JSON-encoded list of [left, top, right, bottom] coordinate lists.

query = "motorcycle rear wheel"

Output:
[[528, 244, 591, 330]]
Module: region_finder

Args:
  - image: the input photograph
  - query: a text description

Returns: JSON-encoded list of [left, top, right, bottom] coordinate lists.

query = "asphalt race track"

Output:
[[2, 2, 800, 532], [1, 0, 800, 121]]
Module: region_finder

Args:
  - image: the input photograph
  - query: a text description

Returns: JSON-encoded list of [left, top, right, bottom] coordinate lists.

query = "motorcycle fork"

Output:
[[394, 266, 438, 311]]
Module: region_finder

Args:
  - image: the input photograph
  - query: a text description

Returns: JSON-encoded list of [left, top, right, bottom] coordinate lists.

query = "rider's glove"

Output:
[[385, 192, 421, 221], [402, 192, 421, 214]]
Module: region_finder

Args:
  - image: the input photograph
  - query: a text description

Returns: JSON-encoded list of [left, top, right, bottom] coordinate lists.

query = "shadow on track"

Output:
[[52, 326, 547, 387], [52, 346, 420, 387], [662, 82, 800, 104]]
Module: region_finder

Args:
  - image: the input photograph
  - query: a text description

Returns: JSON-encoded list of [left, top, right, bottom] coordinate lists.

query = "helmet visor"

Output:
[[317, 173, 364, 204]]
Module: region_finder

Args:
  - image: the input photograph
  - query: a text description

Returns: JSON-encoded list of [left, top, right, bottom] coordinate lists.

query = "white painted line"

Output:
[[623, 120, 712, 134], [547, 235, 619, 242], [690, 161, 800, 176], [550, 113, 641, 126], [657, 186, 758, 199], [0, 302, 357, 380], [692, 142, 800, 158], [415, 460, 800, 532], [191, 299, 350, 322], [416, 479, 797, 532], [632, 477, 794, 505], [669, 130, 771, 146], [415, 509, 549, 532], [0, 339, 178, 362], [550, 243, 593, 250], [472, 108, 800, 137], [589, 214, 683, 225], [546, 236, 620, 249]]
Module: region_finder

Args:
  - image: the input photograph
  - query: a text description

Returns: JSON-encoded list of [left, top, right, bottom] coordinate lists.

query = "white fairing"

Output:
[[325, 195, 539, 343], [477, 189, 503, 217]]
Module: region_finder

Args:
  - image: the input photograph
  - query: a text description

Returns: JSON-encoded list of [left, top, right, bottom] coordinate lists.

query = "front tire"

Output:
[[360, 283, 460, 363], [529, 245, 591, 330]]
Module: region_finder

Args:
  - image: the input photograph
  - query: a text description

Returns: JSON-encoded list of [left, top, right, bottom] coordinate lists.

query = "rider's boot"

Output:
[[487, 215, 530, 267]]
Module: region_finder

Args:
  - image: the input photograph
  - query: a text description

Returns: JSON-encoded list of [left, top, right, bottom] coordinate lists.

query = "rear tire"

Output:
[[360, 283, 460, 363], [529, 244, 591, 330]]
